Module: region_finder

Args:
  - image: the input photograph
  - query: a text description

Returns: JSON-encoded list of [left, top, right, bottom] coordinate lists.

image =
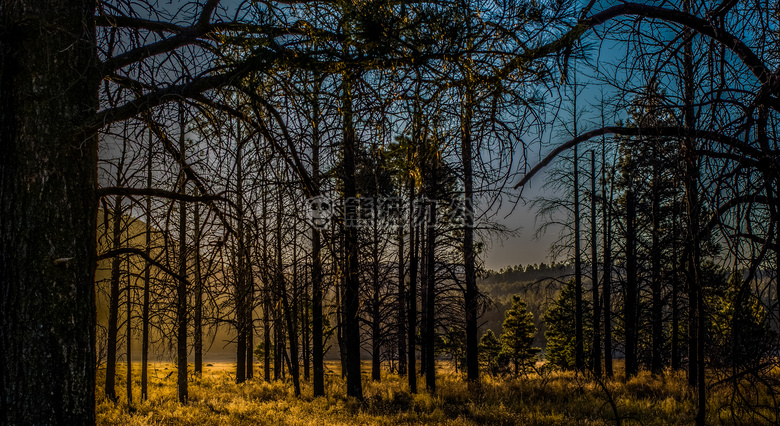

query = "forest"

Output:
[[2, 0, 780, 425]]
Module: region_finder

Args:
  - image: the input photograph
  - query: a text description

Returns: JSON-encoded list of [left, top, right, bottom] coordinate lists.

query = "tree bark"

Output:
[[236, 139, 246, 384], [176, 103, 188, 403], [651, 144, 663, 375], [602, 152, 613, 378], [397, 225, 407, 377], [574, 144, 584, 372], [625, 189, 638, 378], [462, 81, 479, 385], [141, 129, 153, 400], [590, 150, 601, 376], [311, 77, 325, 395], [194, 190, 203, 375], [2, 3, 99, 421], [106, 194, 123, 402], [341, 69, 363, 399], [407, 178, 419, 394]]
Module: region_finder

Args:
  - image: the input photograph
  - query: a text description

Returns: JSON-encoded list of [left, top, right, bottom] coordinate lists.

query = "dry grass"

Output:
[[96, 361, 776, 425]]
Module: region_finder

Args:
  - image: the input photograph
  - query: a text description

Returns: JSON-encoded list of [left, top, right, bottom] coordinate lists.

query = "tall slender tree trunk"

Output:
[[462, 82, 479, 385], [302, 273, 310, 382], [341, 69, 363, 399], [425, 163, 437, 392], [372, 207, 382, 382], [282, 225, 301, 397], [194, 191, 203, 375], [590, 150, 601, 376], [625, 189, 638, 378], [574, 144, 584, 372], [671, 228, 681, 370], [651, 145, 663, 376], [602, 155, 613, 378], [246, 244, 254, 381], [261, 177, 272, 382], [176, 104, 188, 404], [680, 5, 705, 423], [420, 224, 428, 378], [126, 254, 133, 404], [398, 225, 407, 376], [275, 183, 284, 382], [311, 77, 325, 395], [141, 129, 153, 400], [106, 194, 123, 402], [236, 140, 246, 384], [1, 2, 98, 422], [408, 179, 419, 393]]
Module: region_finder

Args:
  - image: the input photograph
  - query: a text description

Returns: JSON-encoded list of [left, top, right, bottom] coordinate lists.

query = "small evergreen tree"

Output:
[[500, 295, 541, 375], [545, 279, 591, 369], [478, 330, 503, 376]]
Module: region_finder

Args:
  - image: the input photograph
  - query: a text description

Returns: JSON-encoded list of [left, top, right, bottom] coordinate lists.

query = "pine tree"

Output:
[[478, 330, 503, 376], [500, 296, 541, 375], [544, 279, 592, 370]]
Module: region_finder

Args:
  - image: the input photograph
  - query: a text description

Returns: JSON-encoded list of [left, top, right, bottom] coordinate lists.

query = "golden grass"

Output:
[[96, 361, 776, 425]]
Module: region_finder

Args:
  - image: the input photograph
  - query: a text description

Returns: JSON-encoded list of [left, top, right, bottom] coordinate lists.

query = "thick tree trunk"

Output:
[[1, 2, 99, 422]]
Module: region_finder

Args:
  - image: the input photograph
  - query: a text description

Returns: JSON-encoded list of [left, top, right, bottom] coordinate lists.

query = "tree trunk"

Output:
[[407, 179, 419, 394], [341, 69, 363, 399], [106, 194, 123, 402], [425, 165, 437, 392], [261, 177, 272, 382], [462, 82, 479, 385], [1, 2, 98, 421], [397, 225, 407, 376], [602, 156, 613, 378], [625, 189, 638, 378], [590, 150, 601, 376], [141, 129, 153, 400], [574, 144, 584, 372], [194, 191, 203, 375], [282, 225, 301, 397], [236, 140, 246, 384], [651, 145, 663, 376], [126, 255, 133, 404], [371, 208, 382, 382], [176, 104, 188, 403], [311, 77, 325, 395]]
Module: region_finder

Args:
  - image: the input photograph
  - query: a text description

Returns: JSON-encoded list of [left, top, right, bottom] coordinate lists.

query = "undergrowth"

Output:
[[96, 362, 774, 425]]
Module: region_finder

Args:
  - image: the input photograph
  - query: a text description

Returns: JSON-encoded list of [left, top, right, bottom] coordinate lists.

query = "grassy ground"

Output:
[[97, 361, 772, 425]]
